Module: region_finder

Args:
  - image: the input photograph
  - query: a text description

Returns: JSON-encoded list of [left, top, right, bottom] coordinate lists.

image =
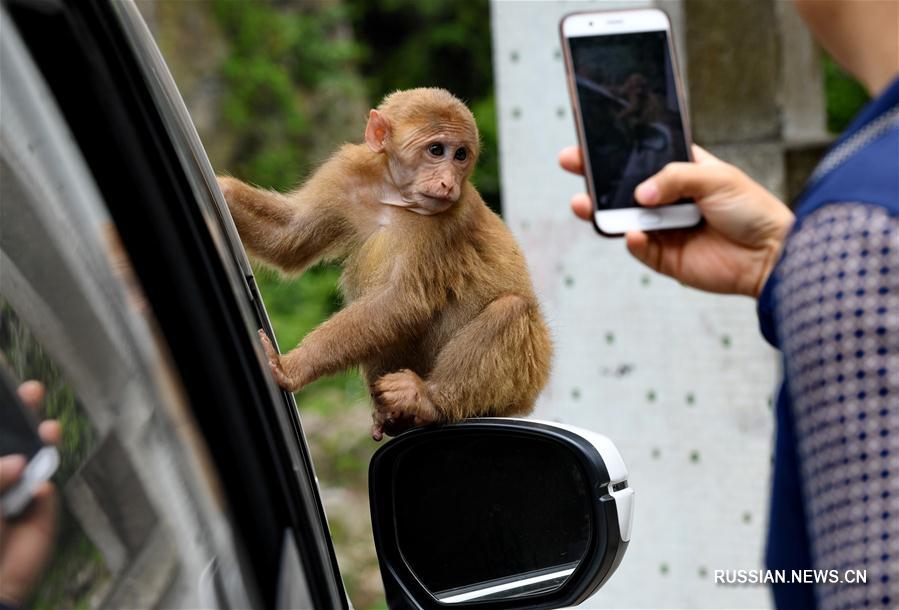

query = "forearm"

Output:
[[218, 176, 349, 273], [218, 177, 295, 258], [280, 294, 430, 386]]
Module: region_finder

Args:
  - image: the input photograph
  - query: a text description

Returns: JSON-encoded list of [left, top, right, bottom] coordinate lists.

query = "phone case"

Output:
[[559, 8, 697, 238]]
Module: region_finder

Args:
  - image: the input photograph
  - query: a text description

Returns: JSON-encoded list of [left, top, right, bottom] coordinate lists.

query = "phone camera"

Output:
[[589, 21, 593, 26]]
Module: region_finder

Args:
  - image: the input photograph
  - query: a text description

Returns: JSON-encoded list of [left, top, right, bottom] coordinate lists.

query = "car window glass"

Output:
[[0, 15, 252, 609]]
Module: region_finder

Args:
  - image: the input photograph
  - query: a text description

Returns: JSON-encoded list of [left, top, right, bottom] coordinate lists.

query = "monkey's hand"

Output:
[[258, 329, 301, 392], [370, 370, 440, 441]]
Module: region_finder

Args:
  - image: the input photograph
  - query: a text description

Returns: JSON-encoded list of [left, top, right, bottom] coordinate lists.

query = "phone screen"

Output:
[[0, 373, 43, 460], [569, 30, 690, 210]]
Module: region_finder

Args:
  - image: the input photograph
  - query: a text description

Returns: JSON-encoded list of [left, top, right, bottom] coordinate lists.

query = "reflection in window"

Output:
[[2, 300, 179, 609], [0, 300, 109, 610], [1, 301, 109, 609], [1, 12, 253, 607]]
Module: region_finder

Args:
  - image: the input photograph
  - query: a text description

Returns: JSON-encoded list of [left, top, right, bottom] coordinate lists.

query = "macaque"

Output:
[[218, 87, 552, 440]]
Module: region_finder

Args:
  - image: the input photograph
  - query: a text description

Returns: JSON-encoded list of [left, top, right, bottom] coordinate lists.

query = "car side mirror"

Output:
[[369, 419, 633, 610]]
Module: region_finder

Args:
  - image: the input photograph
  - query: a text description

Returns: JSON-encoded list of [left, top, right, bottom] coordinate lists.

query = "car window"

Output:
[[0, 12, 253, 608]]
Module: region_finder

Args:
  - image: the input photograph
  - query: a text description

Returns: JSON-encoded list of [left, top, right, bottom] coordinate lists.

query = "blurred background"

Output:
[[130, 1, 868, 609]]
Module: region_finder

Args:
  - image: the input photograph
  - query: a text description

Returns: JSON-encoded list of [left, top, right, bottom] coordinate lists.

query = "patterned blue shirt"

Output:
[[759, 77, 899, 610]]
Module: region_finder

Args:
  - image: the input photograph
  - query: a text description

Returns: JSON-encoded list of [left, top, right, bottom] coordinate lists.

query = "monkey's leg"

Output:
[[372, 294, 550, 436], [218, 177, 348, 273]]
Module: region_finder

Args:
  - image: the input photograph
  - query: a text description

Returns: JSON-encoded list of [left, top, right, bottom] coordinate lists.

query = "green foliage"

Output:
[[210, 0, 371, 410], [346, 0, 494, 101], [471, 93, 500, 204], [212, 0, 362, 189], [823, 54, 870, 133], [253, 264, 343, 348], [253, 265, 367, 409]]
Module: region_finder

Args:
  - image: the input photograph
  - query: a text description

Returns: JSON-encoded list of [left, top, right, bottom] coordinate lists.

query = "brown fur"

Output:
[[218, 88, 552, 439]]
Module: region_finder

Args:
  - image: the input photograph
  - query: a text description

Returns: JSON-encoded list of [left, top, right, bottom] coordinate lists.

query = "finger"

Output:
[[625, 230, 669, 276], [0, 481, 58, 595], [26, 481, 57, 520], [570, 193, 592, 221], [31, 481, 59, 520], [635, 161, 727, 207], [0, 454, 27, 492], [559, 146, 584, 175], [625, 231, 653, 268], [259, 329, 279, 360], [372, 423, 384, 442], [258, 328, 270, 350], [38, 420, 62, 446], [17, 380, 45, 413]]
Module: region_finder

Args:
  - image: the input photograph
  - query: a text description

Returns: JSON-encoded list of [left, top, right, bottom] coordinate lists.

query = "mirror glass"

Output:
[[393, 433, 596, 604]]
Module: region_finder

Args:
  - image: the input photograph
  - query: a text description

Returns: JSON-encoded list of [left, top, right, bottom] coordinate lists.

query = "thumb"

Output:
[[635, 160, 729, 207]]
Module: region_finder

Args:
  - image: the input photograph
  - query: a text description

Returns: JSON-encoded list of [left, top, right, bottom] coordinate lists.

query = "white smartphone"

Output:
[[560, 8, 701, 237], [0, 370, 59, 519]]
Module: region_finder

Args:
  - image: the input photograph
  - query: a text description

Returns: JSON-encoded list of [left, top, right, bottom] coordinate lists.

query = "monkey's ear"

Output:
[[365, 109, 391, 153]]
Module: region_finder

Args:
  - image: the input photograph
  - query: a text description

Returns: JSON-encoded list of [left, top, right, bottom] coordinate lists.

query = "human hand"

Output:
[[559, 145, 795, 297], [0, 381, 60, 608]]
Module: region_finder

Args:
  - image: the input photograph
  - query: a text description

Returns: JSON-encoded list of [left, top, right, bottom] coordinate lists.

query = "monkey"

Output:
[[218, 87, 552, 440]]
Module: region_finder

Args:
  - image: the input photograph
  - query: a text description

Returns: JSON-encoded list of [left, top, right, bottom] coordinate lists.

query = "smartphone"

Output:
[[560, 8, 700, 237], [0, 370, 59, 518]]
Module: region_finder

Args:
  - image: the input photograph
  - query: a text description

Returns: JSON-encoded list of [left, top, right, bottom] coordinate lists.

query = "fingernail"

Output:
[[635, 180, 659, 204], [2, 454, 27, 471]]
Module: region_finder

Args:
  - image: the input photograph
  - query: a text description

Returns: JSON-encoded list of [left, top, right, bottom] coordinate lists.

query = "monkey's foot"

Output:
[[371, 369, 439, 441], [258, 329, 297, 392]]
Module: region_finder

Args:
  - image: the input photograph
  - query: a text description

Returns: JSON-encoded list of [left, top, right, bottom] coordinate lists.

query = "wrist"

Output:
[[752, 208, 794, 299], [280, 348, 316, 390]]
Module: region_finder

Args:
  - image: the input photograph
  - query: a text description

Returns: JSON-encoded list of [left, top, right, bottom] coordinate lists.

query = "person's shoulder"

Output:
[[795, 122, 899, 222]]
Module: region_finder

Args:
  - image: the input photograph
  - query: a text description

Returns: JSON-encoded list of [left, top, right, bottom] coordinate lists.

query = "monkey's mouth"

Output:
[[404, 194, 456, 215], [419, 192, 457, 204]]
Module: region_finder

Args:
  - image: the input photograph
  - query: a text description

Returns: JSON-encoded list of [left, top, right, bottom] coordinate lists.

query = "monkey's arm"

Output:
[[218, 176, 351, 274], [265, 287, 434, 392]]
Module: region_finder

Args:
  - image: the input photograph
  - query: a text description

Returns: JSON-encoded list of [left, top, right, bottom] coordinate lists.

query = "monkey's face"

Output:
[[387, 119, 479, 215]]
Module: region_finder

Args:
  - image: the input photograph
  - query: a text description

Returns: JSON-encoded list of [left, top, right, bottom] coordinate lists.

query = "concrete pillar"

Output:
[[683, 0, 829, 202], [685, 0, 781, 145], [491, 0, 831, 606]]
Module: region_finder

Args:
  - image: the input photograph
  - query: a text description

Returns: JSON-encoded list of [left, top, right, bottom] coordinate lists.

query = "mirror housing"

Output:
[[369, 418, 633, 610]]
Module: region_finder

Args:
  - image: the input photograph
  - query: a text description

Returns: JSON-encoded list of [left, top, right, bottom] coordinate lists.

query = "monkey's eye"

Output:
[[427, 143, 445, 157], [454, 147, 468, 162]]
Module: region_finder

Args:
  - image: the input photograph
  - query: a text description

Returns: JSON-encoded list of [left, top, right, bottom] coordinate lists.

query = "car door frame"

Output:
[[4, 0, 348, 607]]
